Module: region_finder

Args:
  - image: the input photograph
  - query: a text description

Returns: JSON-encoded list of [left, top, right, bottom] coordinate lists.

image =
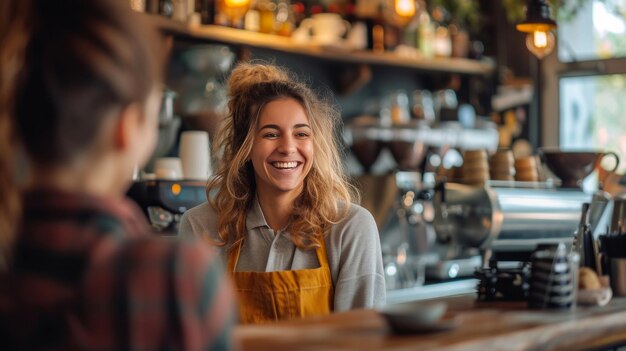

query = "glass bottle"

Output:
[[433, 25, 451, 57], [412, 90, 435, 124], [160, 0, 174, 17], [389, 90, 410, 125], [257, 0, 276, 34], [275, 0, 295, 36], [417, 11, 434, 58], [199, 0, 216, 24]]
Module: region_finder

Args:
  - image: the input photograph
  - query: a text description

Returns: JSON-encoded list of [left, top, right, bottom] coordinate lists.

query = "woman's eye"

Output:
[[295, 132, 309, 138], [264, 132, 279, 138]]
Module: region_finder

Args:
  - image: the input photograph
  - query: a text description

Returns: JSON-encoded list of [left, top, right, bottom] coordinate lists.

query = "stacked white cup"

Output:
[[179, 130, 211, 180], [154, 157, 183, 180]]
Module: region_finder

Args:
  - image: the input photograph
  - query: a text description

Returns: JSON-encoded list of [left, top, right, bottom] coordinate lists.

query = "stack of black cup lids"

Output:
[[528, 243, 576, 309]]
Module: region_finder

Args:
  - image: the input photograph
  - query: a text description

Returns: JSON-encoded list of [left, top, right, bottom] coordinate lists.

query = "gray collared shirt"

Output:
[[178, 199, 386, 311]]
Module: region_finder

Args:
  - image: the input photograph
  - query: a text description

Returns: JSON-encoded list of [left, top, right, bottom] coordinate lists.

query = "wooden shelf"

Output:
[[147, 14, 495, 76], [146, 14, 190, 36]]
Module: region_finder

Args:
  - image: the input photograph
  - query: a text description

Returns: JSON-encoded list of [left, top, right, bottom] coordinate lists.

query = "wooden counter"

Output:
[[234, 295, 626, 350]]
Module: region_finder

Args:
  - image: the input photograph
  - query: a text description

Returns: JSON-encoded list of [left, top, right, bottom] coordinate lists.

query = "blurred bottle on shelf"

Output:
[[275, 0, 295, 36], [244, 6, 260, 31], [449, 23, 469, 58], [433, 25, 451, 57], [172, 0, 188, 22], [160, 0, 174, 17], [412, 90, 435, 124], [146, 0, 160, 13], [417, 10, 434, 58], [434, 89, 458, 123], [355, 0, 379, 50], [372, 3, 386, 53], [130, 0, 146, 11], [198, 0, 216, 24], [389, 90, 410, 125], [257, 0, 276, 33]]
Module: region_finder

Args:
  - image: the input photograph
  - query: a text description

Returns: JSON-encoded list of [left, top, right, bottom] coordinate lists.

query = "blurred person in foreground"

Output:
[[0, 0, 235, 350], [179, 62, 385, 324]]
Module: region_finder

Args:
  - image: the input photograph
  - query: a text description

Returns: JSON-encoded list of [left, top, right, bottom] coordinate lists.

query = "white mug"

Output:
[[179, 130, 211, 180], [154, 157, 183, 180], [300, 13, 351, 45], [346, 21, 368, 50]]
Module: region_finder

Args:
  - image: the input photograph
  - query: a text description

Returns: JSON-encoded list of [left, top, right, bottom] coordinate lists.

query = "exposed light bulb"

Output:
[[395, 0, 416, 18], [525, 30, 555, 59], [533, 31, 547, 48]]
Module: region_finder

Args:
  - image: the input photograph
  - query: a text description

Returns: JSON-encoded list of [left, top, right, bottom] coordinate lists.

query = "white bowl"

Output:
[[181, 45, 235, 76], [377, 301, 451, 334]]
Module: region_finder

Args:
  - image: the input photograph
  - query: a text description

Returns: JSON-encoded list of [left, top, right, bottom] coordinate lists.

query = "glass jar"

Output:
[[257, 0, 276, 34], [389, 90, 410, 125], [412, 89, 435, 124]]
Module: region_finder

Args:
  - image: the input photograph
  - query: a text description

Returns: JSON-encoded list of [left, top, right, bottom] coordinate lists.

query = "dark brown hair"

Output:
[[13, 0, 164, 165]]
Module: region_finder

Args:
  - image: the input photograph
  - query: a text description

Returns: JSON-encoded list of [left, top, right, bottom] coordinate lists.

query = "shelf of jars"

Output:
[[147, 14, 495, 76]]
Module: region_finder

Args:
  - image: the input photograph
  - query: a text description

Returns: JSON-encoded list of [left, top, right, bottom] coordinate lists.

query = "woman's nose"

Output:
[[277, 135, 296, 154]]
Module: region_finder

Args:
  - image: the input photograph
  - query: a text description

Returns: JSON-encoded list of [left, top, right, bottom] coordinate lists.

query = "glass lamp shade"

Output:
[[525, 30, 555, 59]]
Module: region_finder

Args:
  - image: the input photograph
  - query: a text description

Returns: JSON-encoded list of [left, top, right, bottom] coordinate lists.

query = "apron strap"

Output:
[[315, 236, 330, 269]]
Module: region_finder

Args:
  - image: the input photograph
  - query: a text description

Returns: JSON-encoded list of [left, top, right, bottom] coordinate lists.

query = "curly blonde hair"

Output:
[[208, 62, 358, 250]]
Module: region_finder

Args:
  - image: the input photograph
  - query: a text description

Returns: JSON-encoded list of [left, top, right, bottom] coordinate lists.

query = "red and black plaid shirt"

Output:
[[0, 189, 235, 351]]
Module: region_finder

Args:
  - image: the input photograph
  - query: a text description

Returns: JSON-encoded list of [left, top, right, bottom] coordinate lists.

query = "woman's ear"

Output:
[[113, 103, 142, 151], [111, 93, 159, 170]]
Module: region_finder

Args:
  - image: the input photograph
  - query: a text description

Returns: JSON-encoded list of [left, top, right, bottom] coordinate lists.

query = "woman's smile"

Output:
[[270, 161, 301, 170]]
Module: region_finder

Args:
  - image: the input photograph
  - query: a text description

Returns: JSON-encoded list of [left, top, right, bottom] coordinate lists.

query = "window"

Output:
[[556, 0, 626, 174]]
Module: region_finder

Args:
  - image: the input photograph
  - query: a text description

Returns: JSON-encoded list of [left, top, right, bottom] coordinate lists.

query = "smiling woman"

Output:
[[179, 62, 386, 324]]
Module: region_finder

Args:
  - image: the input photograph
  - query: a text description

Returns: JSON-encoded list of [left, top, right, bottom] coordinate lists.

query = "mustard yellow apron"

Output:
[[226, 238, 334, 324]]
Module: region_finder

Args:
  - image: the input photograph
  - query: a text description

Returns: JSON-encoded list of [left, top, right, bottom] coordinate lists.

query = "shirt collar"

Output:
[[245, 195, 270, 230]]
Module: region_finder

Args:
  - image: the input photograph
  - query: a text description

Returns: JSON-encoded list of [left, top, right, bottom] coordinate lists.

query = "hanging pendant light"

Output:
[[516, 0, 557, 59]]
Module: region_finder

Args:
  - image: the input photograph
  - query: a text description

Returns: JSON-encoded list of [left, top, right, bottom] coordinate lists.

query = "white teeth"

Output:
[[272, 161, 298, 169]]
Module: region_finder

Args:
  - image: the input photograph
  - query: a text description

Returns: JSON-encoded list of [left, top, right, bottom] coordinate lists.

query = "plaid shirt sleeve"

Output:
[[76, 238, 236, 351]]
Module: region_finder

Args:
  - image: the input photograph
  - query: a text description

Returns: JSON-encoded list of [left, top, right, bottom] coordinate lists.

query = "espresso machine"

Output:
[[429, 181, 597, 301], [127, 179, 207, 235], [379, 177, 597, 287]]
